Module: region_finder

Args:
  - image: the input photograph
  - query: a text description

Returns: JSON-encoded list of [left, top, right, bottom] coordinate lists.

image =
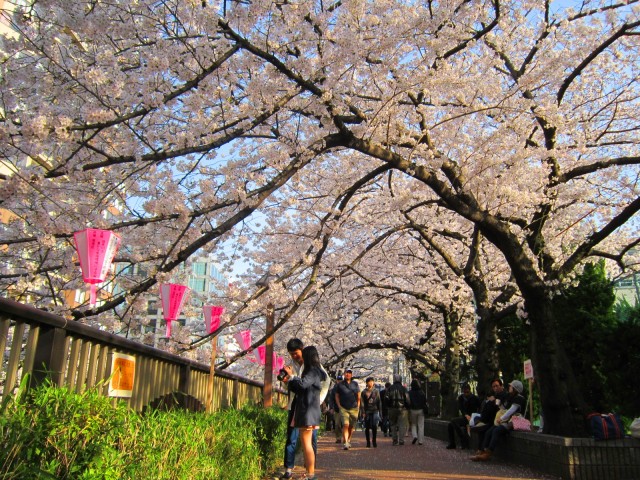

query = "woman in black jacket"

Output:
[[283, 346, 327, 480], [408, 379, 428, 445]]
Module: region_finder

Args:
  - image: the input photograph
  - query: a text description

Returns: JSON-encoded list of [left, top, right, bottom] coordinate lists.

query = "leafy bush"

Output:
[[0, 381, 287, 480], [0, 378, 129, 479], [120, 408, 221, 480], [237, 404, 288, 472]]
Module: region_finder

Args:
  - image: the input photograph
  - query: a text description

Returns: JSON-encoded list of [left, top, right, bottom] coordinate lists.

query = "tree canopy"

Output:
[[1, 0, 639, 435]]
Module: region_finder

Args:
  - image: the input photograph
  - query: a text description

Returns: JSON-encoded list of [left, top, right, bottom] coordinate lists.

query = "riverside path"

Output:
[[277, 428, 561, 480]]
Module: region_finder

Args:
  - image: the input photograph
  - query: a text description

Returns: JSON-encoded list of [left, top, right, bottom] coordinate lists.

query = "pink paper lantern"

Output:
[[73, 228, 121, 306], [274, 355, 284, 372], [234, 330, 252, 351], [255, 345, 266, 365], [234, 330, 256, 362], [203, 305, 225, 334], [159, 283, 189, 337]]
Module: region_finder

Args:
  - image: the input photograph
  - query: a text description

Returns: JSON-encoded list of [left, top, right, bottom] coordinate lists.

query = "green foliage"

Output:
[[495, 312, 530, 384], [0, 382, 287, 480], [603, 299, 640, 418], [552, 260, 617, 412], [547, 260, 640, 418], [494, 315, 543, 421], [0, 379, 129, 479], [494, 261, 640, 421], [208, 407, 264, 480], [614, 296, 640, 324], [119, 409, 221, 480], [236, 404, 288, 472]]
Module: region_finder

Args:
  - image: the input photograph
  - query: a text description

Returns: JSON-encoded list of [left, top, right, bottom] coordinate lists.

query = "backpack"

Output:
[[387, 385, 407, 408], [409, 389, 427, 411], [587, 412, 624, 440]]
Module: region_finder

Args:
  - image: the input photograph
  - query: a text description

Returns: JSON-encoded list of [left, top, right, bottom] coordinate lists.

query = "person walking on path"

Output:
[[471, 379, 526, 462], [446, 383, 481, 450], [408, 378, 428, 445], [327, 376, 343, 443], [280, 338, 330, 479], [385, 374, 410, 446], [379, 382, 391, 437], [283, 346, 328, 480], [335, 368, 360, 450], [360, 377, 382, 448]]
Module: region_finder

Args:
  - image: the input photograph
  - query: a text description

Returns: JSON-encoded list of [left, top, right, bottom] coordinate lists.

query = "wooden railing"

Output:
[[0, 297, 286, 412]]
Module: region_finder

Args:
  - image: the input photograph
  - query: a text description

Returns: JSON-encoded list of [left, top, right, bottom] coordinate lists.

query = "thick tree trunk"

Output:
[[440, 310, 462, 418], [526, 293, 589, 436], [474, 313, 500, 395]]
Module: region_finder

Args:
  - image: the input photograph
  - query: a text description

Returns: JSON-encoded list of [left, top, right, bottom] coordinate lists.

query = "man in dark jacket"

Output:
[[379, 382, 391, 436], [446, 383, 481, 449], [385, 374, 409, 446], [470, 379, 508, 450]]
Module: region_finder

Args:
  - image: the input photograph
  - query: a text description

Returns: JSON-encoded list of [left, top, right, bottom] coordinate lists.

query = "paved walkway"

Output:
[[284, 429, 560, 480]]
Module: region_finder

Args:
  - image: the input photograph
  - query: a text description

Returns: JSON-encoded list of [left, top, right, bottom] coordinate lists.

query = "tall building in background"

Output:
[[189, 257, 227, 303], [119, 255, 228, 349]]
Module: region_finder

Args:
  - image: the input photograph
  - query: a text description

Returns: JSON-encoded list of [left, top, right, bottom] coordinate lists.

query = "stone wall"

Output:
[[425, 418, 640, 480]]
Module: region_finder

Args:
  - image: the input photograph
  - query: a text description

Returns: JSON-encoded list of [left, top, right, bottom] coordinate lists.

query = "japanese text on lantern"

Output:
[[74, 229, 120, 283]]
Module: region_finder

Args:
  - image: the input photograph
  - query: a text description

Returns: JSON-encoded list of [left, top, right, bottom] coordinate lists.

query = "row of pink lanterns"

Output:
[[234, 330, 286, 372], [73, 228, 222, 337], [72, 228, 286, 370]]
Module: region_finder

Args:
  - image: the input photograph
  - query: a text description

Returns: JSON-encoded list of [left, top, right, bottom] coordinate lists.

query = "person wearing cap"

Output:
[[385, 374, 410, 446], [471, 379, 526, 462], [335, 368, 360, 450]]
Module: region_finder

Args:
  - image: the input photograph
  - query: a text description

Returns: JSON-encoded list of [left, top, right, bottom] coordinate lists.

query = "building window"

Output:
[[616, 278, 634, 287], [189, 278, 206, 293], [147, 300, 158, 314], [193, 262, 207, 276]]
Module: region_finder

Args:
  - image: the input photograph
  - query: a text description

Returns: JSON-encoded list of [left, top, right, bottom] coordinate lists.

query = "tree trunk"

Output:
[[526, 292, 589, 436], [440, 310, 462, 418], [474, 314, 501, 396]]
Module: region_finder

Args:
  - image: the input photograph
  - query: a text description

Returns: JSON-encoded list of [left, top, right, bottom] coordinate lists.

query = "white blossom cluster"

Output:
[[0, 0, 638, 394]]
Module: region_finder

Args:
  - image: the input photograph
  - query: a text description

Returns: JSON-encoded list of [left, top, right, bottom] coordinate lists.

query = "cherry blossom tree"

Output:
[[1, 0, 639, 436]]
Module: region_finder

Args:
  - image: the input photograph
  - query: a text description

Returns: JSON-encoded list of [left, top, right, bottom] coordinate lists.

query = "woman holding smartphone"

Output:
[[282, 346, 327, 480]]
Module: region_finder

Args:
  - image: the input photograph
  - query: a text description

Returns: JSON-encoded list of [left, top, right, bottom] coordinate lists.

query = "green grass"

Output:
[[0, 379, 286, 480]]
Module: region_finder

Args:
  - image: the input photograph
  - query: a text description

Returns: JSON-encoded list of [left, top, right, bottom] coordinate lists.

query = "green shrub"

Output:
[[237, 404, 287, 472], [0, 379, 129, 479], [120, 409, 221, 480], [0, 381, 287, 480], [208, 407, 263, 480]]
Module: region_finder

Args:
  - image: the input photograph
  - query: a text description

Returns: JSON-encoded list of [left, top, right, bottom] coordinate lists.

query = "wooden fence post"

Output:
[[31, 325, 67, 388]]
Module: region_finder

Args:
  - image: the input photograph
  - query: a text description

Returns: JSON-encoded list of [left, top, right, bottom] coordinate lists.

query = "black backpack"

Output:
[[387, 385, 407, 408]]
